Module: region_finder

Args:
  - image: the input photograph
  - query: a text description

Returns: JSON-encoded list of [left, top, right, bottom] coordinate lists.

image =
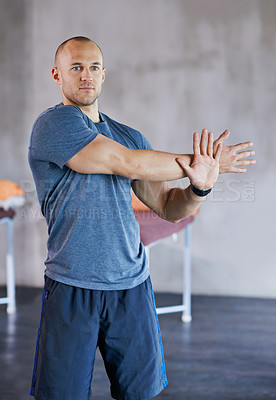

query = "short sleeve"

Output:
[[140, 134, 153, 151], [29, 105, 98, 168]]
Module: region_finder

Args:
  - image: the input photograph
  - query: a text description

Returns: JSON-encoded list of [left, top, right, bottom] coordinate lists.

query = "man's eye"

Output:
[[73, 66, 81, 71], [91, 66, 99, 71]]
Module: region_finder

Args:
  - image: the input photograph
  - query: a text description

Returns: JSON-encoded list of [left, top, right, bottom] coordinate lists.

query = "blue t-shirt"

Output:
[[28, 103, 152, 290]]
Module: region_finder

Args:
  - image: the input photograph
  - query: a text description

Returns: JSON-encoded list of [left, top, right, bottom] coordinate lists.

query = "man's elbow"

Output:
[[167, 216, 184, 223], [164, 212, 191, 223], [155, 209, 185, 224]]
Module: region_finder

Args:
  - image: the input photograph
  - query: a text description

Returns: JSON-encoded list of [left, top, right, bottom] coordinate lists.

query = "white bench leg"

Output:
[[182, 224, 192, 323], [6, 218, 16, 314]]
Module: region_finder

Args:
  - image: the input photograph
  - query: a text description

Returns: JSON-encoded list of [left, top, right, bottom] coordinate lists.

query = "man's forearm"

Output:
[[163, 186, 205, 222], [127, 149, 192, 181]]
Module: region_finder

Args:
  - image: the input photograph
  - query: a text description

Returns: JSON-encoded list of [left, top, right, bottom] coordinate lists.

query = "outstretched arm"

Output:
[[67, 133, 191, 181], [132, 130, 222, 223], [66, 128, 255, 181]]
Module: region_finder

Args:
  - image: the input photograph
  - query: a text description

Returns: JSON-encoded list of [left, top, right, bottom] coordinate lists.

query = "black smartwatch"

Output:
[[191, 184, 212, 197]]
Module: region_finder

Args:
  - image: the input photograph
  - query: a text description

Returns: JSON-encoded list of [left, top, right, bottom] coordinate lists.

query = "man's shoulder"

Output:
[[101, 113, 146, 141], [101, 112, 152, 150], [34, 103, 82, 126], [31, 104, 86, 141], [101, 113, 139, 133]]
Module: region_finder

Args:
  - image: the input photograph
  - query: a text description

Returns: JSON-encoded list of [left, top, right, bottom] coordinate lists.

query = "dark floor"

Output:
[[0, 287, 276, 400]]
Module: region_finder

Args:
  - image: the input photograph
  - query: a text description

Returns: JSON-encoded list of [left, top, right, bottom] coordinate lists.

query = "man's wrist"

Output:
[[190, 184, 212, 197]]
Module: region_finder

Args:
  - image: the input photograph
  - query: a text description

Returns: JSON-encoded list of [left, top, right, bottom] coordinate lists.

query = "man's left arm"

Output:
[[132, 130, 222, 223], [132, 180, 206, 223], [132, 130, 256, 222]]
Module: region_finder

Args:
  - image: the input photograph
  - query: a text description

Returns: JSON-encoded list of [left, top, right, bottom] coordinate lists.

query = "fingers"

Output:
[[199, 129, 214, 157], [176, 157, 192, 178], [232, 141, 254, 151], [232, 167, 247, 173], [207, 132, 213, 157], [200, 129, 208, 154], [213, 130, 230, 147], [193, 132, 200, 156], [214, 143, 222, 161], [235, 159, 256, 167], [227, 160, 255, 173], [243, 159, 256, 165], [236, 150, 255, 160]]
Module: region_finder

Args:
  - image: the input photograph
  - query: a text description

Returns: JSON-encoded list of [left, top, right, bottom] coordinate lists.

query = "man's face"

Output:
[[52, 41, 106, 107]]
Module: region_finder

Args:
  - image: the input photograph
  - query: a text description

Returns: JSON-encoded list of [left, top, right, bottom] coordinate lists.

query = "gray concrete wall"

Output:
[[0, 0, 275, 297]]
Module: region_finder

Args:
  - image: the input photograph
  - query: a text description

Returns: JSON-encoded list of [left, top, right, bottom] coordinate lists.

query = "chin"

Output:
[[65, 93, 99, 107], [81, 100, 97, 107]]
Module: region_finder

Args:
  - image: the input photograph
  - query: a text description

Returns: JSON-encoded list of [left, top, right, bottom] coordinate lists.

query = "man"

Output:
[[28, 36, 255, 400]]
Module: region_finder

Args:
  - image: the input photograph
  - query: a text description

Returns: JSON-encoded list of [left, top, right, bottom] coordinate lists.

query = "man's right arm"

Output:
[[66, 133, 191, 181], [66, 128, 255, 181]]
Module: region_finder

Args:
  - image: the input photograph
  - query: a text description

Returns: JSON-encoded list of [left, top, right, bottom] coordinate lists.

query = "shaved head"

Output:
[[51, 35, 106, 117], [55, 36, 104, 66]]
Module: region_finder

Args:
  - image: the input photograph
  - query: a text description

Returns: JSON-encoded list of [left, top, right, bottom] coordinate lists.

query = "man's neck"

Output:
[[62, 99, 101, 123], [79, 106, 101, 123]]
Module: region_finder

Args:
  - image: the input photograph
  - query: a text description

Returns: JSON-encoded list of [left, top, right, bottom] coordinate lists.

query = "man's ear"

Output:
[[102, 67, 106, 83], [52, 67, 61, 85]]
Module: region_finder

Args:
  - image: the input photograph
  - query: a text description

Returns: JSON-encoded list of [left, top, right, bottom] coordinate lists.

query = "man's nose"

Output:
[[81, 68, 93, 81]]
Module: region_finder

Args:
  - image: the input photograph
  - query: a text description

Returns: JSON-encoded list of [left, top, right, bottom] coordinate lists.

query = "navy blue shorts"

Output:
[[30, 276, 168, 400]]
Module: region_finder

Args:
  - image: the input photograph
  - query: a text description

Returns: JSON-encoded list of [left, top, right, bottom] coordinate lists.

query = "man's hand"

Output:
[[132, 129, 222, 223], [214, 130, 256, 174], [176, 129, 222, 190]]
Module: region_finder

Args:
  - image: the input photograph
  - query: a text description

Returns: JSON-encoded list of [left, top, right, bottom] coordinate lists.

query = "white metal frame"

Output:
[[146, 224, 192, 323], [0, 217, 16, 314]]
